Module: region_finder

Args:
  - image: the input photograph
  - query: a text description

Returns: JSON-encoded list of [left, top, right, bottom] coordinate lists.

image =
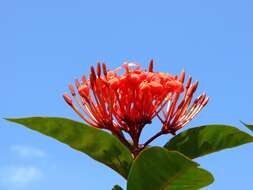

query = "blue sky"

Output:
[[1, 0, 253, 189]]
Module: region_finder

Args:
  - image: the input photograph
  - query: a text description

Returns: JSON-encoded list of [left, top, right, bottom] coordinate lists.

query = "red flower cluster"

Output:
[[63, 60, 208, 155]]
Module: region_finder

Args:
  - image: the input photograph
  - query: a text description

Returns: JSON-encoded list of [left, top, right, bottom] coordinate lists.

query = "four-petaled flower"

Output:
[[63, 60, 208, 156]]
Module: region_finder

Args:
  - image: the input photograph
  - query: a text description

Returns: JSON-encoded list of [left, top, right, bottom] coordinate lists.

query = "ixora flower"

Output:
[[63, 60, 208, 156]]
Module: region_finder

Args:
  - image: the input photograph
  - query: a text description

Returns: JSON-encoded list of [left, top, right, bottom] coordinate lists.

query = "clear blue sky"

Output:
[[1, 0, 253, 189]]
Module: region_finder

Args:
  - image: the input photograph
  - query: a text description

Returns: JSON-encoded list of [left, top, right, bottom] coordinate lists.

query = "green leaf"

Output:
[[241, 121, 253, 132], [112, 185, 124, 190], [165, 125, 253, 159], [6, 117, 133, 178], [127, 147, 213, 190]]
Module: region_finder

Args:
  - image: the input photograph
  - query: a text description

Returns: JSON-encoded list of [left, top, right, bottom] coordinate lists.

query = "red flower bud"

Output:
[[63, 93, 73, 106]]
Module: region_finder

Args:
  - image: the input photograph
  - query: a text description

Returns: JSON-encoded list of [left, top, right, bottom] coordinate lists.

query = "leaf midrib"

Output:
[[160, 166, 195, 190]]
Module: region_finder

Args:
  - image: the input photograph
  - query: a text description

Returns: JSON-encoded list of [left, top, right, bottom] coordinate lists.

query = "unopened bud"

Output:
[[200, 93, 206, 103], [186, 76, 192, 89], [102, 63, 107, 77], [68, 84, 76, 96], [179, 69, 185, 83], [82, 75, 86, 83], [90, 66, 96, 87], [97, 62, 101, 77], [63, 93, 73, 106], [148, 59, 154, 72], [75, 79, 80, 88], [187, 81, 199, 96], [90, 66, 96, 79], [202, 97, 209, 106]]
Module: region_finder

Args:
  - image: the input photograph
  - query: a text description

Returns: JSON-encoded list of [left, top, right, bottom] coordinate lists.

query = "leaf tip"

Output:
[[4, 118, 12, 121], [4, 118, 17, 122]]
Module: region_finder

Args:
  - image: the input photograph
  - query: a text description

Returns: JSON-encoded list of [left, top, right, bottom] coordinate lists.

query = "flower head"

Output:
[[63, 60, 208, 156]]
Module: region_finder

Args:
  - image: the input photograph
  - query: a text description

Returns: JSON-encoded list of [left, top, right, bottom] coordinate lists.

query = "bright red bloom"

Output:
[[63, 60, 208, 156], [158, 70, 209, 134]]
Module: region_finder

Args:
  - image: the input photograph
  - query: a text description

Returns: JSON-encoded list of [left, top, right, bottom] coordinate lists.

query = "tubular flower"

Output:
[[63, 60, 208, 156], [158, 70, 209, 134]]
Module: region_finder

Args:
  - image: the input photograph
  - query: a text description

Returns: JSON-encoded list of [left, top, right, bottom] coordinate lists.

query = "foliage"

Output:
[[6, 117, 253, 189]]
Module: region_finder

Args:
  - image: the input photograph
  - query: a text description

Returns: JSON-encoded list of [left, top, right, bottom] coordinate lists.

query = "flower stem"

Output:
[[143, 131, 164, 147]]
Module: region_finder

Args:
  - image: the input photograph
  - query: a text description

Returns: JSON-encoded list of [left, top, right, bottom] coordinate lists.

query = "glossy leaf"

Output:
[[165, 125, 253, 159], [127, 147, 214, 190], [6, 117, 133, 178], [241, 121, 253, 132]]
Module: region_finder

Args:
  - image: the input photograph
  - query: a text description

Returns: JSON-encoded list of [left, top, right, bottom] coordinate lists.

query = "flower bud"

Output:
[[63, 93, 73, 106]]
